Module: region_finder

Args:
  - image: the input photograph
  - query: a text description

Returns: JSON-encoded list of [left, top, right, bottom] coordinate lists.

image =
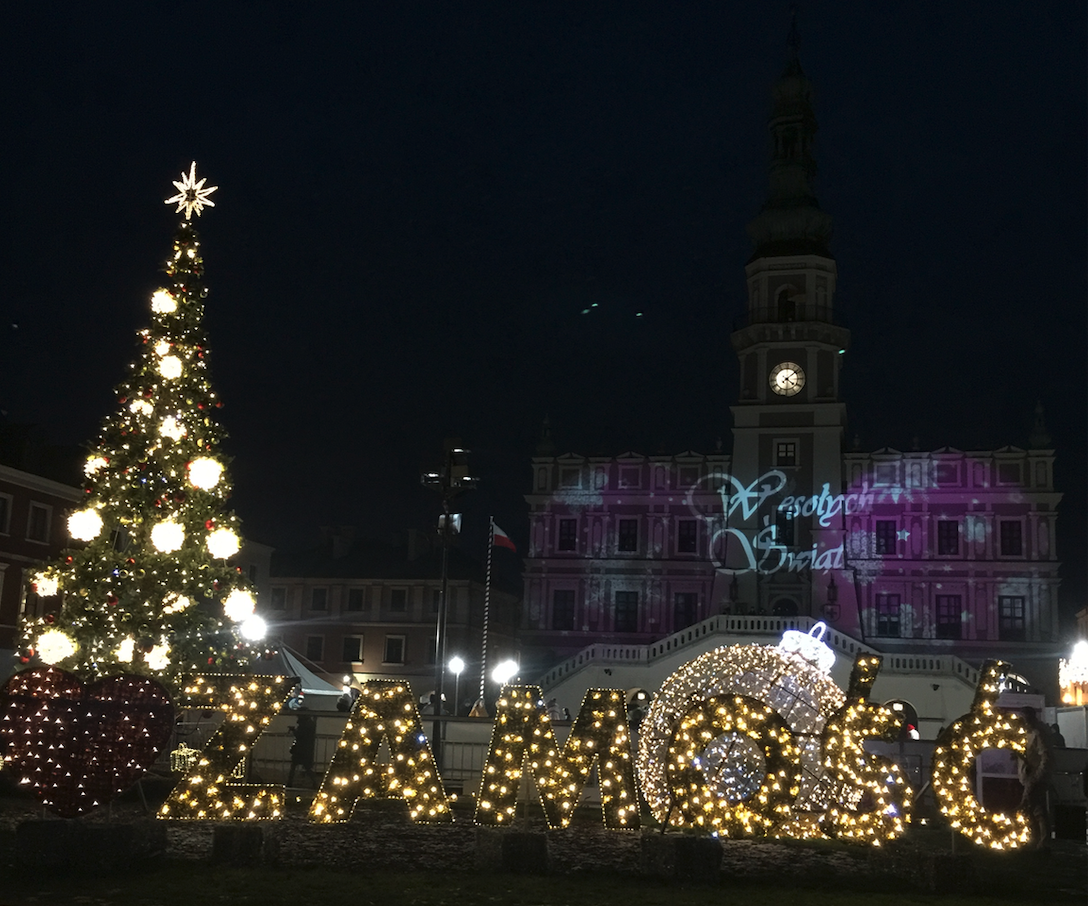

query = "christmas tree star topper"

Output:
[[165, 161, 217, 220]]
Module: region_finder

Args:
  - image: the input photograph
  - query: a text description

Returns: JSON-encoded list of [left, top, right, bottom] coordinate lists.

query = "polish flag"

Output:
[[492, 524, 517, 552]]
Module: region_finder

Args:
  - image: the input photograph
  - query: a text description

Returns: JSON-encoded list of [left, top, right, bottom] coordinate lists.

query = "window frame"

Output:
[[305, 634, 325, 662], [936, 520, 960, 556], [874, 520, 897, 556], [874, 592, 902, 637], [342, 635, 364, 664], [617, 518, 639, 553], [557, 518, 578, 552], [309, 586, 329, 612], [998, 520, 1023, 557], [552, 589, 576, 631], [614, 590, 639, 633], [677, 519, 697, 554], [26, 501, 51, 544], [383, 634, 406, 665], [998, 595, 1026, 641], [269, 586, 287, 611], [934, 594, 962, 640]]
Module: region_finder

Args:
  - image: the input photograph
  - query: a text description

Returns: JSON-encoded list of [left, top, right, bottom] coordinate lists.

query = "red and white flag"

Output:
[[492, 524, 517, 552]]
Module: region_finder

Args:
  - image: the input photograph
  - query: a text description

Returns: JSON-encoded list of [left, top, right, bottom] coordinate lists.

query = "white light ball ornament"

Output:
[[37, 629, 78, 664], [223, 588, 256, 622], [163, 593, 193, 614], [207, 526, 240, 559], [188, 457, 223, 490], [84, 456, 108, 476], [145, 642, 171, 671], [151, 520, 185, 553], [33, 573, 59, 597], [158, 355, 183, 379], [68, 508, 104, 542], [116, 637, 135, 663], [151, 289, 177, 313], [160, 416, 186, 441]]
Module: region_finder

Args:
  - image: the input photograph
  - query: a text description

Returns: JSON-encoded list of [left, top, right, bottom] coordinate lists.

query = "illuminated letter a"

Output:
[[309, 680, 451, 824]]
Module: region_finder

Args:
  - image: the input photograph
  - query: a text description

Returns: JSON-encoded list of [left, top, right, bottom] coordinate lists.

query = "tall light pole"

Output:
[[449, 655, 465, 716], [421, 438, 477, 765]]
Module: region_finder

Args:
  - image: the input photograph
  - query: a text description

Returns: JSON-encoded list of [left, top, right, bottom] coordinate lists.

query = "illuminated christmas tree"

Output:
[[18, 163, 267, 687]]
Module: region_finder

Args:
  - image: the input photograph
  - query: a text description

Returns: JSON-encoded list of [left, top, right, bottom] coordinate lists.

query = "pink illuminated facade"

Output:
[[520, 51, 1061, 687]]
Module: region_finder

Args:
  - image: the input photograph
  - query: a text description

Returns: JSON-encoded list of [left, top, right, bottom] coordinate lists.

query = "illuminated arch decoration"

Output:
[[638, 639, 845, 829], [475, 686, 640, 829], [666, 693, 802, 836], [820, 655, 912, 843], [309, 680, 451, 824], [159, 674, 296, 821], [931, 660, 1032, 850]]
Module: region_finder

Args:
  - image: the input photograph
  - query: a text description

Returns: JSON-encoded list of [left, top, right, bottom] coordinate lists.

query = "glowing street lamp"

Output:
[[449, 656, 465, 716], [492, 658, 519, 686]]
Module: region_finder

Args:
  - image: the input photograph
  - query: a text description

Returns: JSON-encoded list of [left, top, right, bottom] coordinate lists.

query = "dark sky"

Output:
[[2, 5, 1085, 618]]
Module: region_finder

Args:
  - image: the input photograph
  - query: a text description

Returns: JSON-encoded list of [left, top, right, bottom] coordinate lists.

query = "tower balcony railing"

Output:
[[732, 308, 850, 331]]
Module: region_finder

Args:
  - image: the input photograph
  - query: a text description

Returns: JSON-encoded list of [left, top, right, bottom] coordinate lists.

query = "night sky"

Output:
[[3, 5, 1085, 622]]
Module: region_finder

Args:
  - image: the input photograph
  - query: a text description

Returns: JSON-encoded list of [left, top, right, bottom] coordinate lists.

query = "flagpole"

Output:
[[479, 515, 494, 705]]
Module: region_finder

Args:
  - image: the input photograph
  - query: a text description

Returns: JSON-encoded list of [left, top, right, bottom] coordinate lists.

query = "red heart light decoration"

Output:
[[0, 666, 175, 818]]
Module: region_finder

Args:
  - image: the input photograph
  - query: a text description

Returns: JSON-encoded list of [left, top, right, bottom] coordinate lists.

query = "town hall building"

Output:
[[519, 46, 1061, 720]]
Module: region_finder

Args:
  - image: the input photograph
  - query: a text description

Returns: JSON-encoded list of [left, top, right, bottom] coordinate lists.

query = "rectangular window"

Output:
[[269, 586, 287, 610], [874, 520, 897, 555], [677, 519, 697, 553], [0, 493, 10, 533], [614, 591, 639, 633], [775, 441, 797, 467], [27, 502, 50, 543], [431, 589, 441, 613], [935, 595, 962, 639], [390, 588, 407, 612], [309, 587, 328, 611], [557, 519, 577, 551], [997, 462, 1022, 485], [618, 519, 638, 552], [383, 635, 405, 664], [305, 635, 324, 662], [552, 589, 575, 631], [999, 521, 1023, 556], [998, 596, 1026, 641], [674, 593, 697, 630], [248, 564, 258, 582], [776, 511, 795, 548], [346, 587, 366, 611], [937, 520, 959, 555], [875, 593, 901, 637], [342, 636, 363, 663]]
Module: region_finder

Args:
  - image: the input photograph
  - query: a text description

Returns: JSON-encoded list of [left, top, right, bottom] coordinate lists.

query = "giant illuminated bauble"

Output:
[[32, 573, 59, 597], [223, 588, 256, 622], [145, 643, 171, 672], [151, 520, 185, 553], [769, 361, 805, 397], [158, 355, 183, 379], [638, 640, 845, 828], [187, 457, 223, 490], [67, 508, 103, 542], [160, 416, 186, 440], [207, 527, 240, 559], [151, 288, 177, 313], [36, 629, 78, 664], [84, 456, 108, 476]]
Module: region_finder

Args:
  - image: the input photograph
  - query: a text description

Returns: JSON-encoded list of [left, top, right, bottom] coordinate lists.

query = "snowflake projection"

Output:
[[638, 642, 848, 832], [165, 162, 218, 220]]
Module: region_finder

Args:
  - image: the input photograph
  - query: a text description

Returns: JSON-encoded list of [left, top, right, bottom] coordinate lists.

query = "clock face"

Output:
[[770, 361, 805, 397]]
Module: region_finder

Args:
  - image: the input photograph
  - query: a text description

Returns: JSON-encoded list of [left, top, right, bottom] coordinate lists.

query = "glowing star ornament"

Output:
[[158, 355, 183, 379], [223, 588, 256, 622], [116, 637, 135, 663], [67, 508, 104, 542], [145, 643, 171, 672], [151, 520, 185, 553], [160, 416, 186, 441], [32, 573, 59, 597], [163, 593, 193, 614], [165, 161, 218, 220], [188, 457, 223, 489], [36, 629, 78, 664], [151, 288, 177, 313], [206, 526, 240, 559]]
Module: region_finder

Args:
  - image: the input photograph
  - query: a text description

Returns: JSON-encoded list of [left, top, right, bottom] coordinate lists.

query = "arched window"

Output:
[[772, 597, 798, 616]]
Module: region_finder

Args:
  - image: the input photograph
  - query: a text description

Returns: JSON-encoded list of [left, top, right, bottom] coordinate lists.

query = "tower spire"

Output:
[[746, 8, 832, 261]]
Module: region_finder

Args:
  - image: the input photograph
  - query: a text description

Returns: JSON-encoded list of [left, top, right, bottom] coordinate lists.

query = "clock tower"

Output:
[[727, 37, 852, 622]]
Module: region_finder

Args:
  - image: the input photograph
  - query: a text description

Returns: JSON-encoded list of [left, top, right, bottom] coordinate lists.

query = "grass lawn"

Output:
[[0, 862, 1075, 906]]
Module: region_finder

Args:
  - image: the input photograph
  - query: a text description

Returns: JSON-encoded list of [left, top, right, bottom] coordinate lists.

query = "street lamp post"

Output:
[[421, 439, 477, 766], [449, 655, 465, 716]]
